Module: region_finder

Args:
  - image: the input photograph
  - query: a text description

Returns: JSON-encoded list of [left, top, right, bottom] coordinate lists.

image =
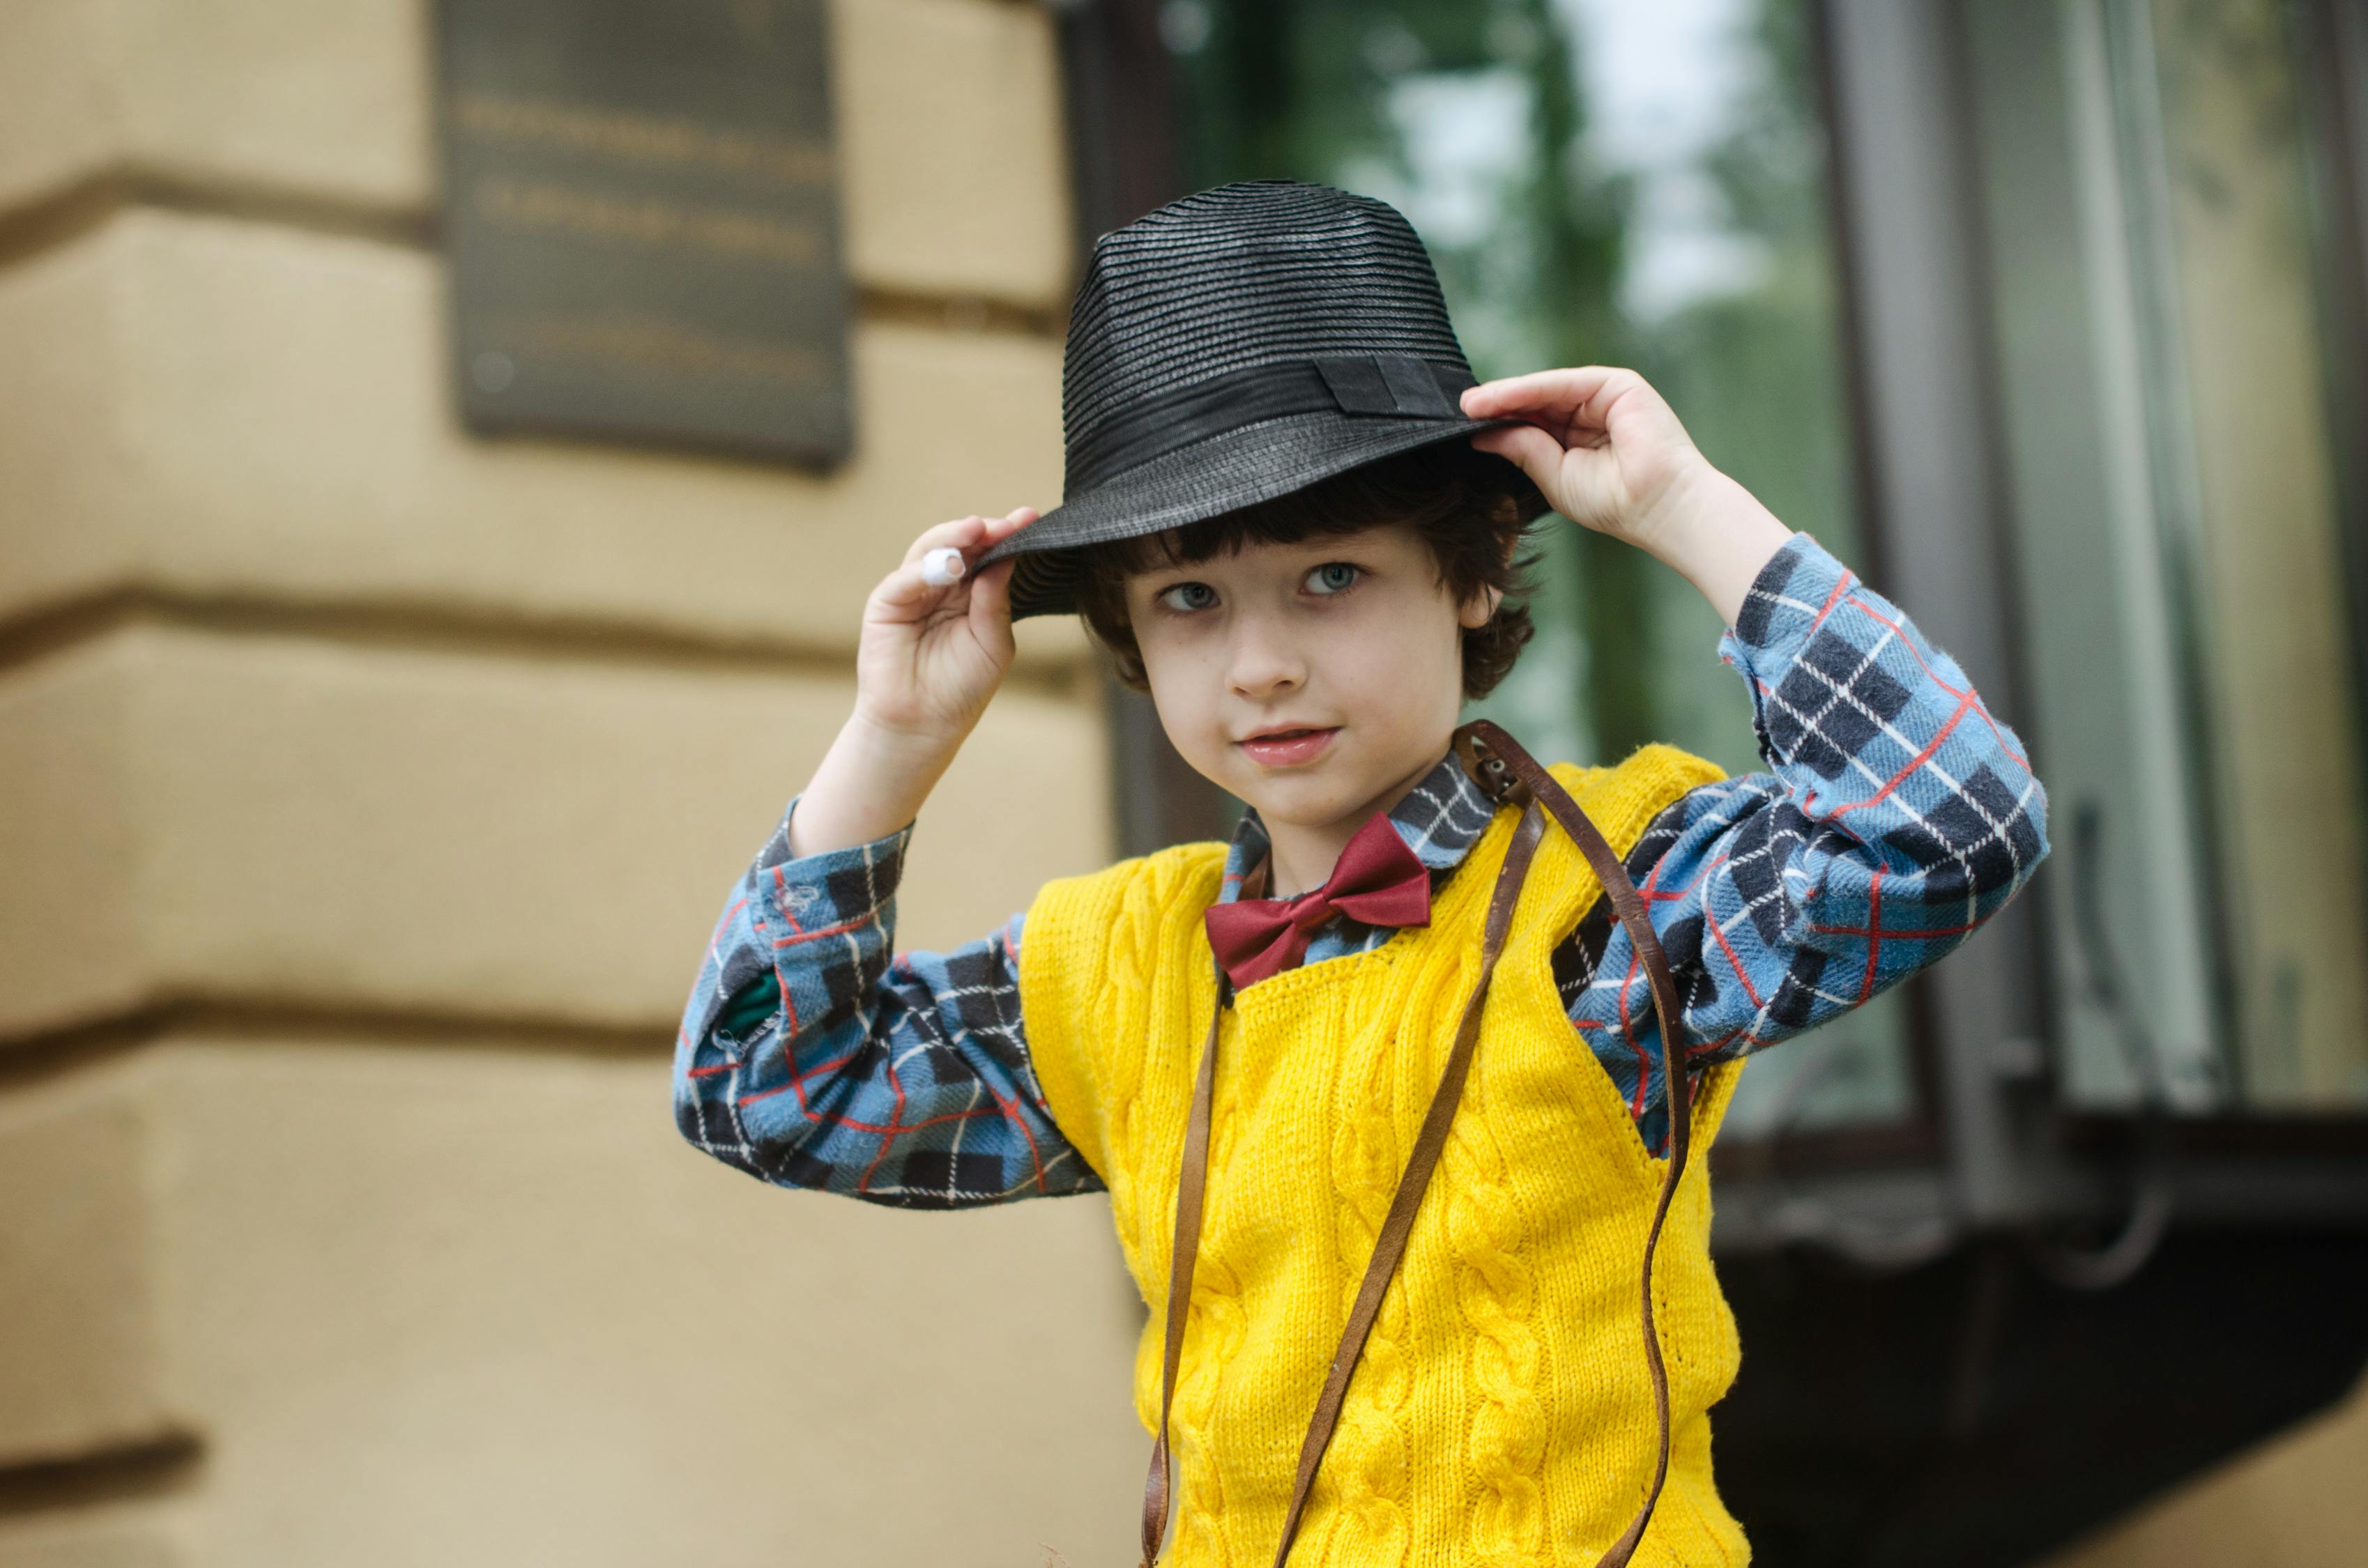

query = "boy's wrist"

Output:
[[1619, 454, 1724, 560], [789, 710, 964, 858], [770, 796, 912, 911], [841, 704, 972, 774], [1628, 463, 1795, 629]]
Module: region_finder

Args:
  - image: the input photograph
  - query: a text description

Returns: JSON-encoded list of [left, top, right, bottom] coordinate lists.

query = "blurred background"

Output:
[[1, 0, 2363, 1564]]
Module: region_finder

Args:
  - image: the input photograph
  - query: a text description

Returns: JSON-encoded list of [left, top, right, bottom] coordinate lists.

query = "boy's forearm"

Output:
[[672, 804, 1093, 1206], [787, 712, 965, 856], [1573, 532, 2048, 1093], [1635, 463, 1796, 631]]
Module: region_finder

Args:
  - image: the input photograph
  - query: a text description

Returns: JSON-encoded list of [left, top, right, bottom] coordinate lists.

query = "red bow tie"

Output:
[[1203, 810, 1433, 990]]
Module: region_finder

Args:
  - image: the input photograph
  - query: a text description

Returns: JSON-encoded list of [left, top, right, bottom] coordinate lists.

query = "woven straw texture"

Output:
[[979, 180, 1550, 617]]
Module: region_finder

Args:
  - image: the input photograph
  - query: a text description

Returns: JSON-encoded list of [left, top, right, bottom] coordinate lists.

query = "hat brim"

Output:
[[978, 411, 1555, 620]]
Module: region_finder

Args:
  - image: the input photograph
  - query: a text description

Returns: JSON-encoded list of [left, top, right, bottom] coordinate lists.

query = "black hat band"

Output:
[[1065, 353, 1479, 493]]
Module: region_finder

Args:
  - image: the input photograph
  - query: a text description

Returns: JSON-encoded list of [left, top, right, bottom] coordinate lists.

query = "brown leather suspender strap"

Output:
[[1138, 721, 1697, 1568], [1138, 809, 1544, 1568], [1138, 962, 1227, 1568], [1265, 802, 1545, 1567], [1462, 719, 1698, 1568]]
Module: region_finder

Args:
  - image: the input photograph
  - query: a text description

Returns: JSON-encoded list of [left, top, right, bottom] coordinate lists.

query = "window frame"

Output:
[[1057, 0, 2368, 1245], [1812, 0, 2368, 1233]]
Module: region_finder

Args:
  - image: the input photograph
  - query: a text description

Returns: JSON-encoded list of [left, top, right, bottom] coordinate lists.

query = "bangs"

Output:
[[1073, 438, 1543, 700]]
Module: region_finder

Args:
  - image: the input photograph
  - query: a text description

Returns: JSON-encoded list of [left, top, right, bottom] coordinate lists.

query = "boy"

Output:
[[673, 182, 2047, 1567]]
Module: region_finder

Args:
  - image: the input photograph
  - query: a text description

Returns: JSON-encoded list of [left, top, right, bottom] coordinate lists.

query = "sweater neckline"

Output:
[[1223, 794, 1525, 1010], [1216, 746, 1499, 909]]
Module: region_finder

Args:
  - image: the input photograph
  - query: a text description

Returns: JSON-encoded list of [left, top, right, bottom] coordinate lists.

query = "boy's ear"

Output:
[[1449, 525, 1525, 630], [1458, 585, 1504, 630]]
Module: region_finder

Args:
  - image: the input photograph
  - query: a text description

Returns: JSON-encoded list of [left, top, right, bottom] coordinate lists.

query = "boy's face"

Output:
[[1124, 521, 1497, 843]]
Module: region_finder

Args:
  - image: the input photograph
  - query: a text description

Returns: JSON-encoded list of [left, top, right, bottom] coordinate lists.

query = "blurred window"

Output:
[[1165, 0, 1910, 1137], [1971, 0, 2368, 1114]]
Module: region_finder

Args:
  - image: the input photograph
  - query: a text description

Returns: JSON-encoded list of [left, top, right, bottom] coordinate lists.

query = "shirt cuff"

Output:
[[747, 795, 914, 932], [1717, 532, 1852, 660], [1714, 531, 1854, 765]]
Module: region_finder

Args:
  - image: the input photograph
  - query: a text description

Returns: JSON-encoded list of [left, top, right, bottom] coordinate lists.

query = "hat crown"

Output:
[[976, 178, 1547, 621], [1060, 181, 1474, 475]]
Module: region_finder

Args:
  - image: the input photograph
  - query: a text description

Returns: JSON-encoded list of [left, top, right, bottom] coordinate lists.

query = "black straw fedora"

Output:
[[977, 180, 1554, 620]]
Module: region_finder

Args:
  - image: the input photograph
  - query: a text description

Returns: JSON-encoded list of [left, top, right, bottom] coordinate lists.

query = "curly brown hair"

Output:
[[1072, 439, 1543, 700]]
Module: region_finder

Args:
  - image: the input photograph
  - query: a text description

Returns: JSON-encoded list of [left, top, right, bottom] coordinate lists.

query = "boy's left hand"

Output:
[[1460, 366, 1796, 629], [1458, 367, 1710, 552]]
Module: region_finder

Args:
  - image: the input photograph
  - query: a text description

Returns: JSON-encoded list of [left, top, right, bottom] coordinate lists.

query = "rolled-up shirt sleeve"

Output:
[[671, 799, 1101, 1208], [1571, 532, 2051, 1149]]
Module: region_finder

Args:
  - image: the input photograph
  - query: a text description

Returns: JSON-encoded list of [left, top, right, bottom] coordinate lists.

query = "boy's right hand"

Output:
[[854, 506, 1039, 745], [789, 505, 1037, 858]]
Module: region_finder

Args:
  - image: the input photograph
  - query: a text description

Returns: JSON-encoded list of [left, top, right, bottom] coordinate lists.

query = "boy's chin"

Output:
[[1232, 767, 1393, 835]]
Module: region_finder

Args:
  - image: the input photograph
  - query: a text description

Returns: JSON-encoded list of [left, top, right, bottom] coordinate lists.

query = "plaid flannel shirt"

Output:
[[673, 533, 2048, 1206]]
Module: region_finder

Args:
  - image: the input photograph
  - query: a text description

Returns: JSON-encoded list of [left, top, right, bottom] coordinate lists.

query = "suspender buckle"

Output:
[[1452, 723, 1534, 808]]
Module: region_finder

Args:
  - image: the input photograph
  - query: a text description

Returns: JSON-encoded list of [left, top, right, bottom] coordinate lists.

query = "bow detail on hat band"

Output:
[[1202, 809, 1433, 990], [1066, 354, 1478, 492]]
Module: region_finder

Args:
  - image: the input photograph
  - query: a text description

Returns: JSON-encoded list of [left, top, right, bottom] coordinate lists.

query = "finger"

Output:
[[980, 505, 1041, 548], [903, 507, 1040, 583], [901, 514, 991, 568], [1460, 367, 1634, 426], [921, 507, 1037, 597], [918, 546, 968, 587], [873, 557, 963, 620], [1469, 422, 1568, 484]]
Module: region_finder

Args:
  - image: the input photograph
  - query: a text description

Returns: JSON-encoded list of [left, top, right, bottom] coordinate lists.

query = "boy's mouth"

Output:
[[1237, 725, 1339, 767]]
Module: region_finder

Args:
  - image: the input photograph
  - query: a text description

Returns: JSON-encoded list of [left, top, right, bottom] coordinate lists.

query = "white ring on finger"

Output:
[[919, 547, 967, 587]]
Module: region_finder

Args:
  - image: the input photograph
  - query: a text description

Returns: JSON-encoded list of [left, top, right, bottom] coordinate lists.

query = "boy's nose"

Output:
[[1225, 618, 1308, 699]]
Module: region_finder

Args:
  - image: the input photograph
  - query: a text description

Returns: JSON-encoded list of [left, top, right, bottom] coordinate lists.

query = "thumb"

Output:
[[968, 558, 1018, 651], [872, 558, 954, 625], [1470, 424, 1568, 490]]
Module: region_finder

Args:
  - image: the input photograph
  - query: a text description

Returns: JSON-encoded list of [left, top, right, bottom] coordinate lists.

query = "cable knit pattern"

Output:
[[1019, 746, 1752, 1567], [1320, 962, 1418, 1568], [1449, 1039, 1548, 1564], [1177, 1243, 1248, 1568]]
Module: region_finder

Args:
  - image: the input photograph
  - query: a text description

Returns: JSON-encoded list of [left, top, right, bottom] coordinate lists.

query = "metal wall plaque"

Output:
[[437, 0, 853, 465]]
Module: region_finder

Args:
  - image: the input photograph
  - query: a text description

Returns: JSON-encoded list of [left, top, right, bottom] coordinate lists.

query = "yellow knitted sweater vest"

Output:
[[1020, 746, 1750, 1568]]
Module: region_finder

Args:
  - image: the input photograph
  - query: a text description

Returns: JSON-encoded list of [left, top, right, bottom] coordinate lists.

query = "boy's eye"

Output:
[[1158, 581, 1219, 613], [1305, 562, 1361, 596]]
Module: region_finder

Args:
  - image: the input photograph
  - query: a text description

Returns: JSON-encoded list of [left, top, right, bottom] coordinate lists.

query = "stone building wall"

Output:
[[0, 1, 1145, 1563], [4, 4, 2362, 1567]]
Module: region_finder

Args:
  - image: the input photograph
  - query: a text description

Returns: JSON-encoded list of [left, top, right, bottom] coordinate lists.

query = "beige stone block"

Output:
[[0, 217, 137, 620], [833, 0, 1076, 302], [114, 0, 432, 210], [0, 641, 144, 1036], [0, 620, 1108, 1042], [0, 1086, 182, 1464], [0, 1, 115, 207], [0, 1511, 187, 1568], [2044, 1371, 2368, 1568], [0, 0, 1071, 308], [0, 1037, 1142, 1568], [0, 210, 1085, 666], [0, 0, 429, 213]]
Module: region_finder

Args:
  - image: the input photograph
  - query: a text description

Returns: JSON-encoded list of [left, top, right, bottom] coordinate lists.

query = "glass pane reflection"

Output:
[[2150, 0, 2368, 1109], [1974, 0, 2368, 1112]]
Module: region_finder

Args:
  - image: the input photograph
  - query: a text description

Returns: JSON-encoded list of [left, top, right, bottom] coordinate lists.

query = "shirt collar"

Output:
[[1217, 746, 1499, 904]]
